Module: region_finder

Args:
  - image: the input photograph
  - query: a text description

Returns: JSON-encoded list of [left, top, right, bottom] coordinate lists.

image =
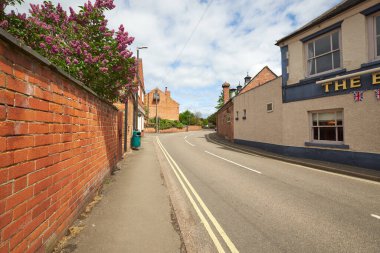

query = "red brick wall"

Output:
[[0, 36, 121, 252], [114, 100, 134, 153], [216, 102, 234, 141], [145, 89, 179, 121]]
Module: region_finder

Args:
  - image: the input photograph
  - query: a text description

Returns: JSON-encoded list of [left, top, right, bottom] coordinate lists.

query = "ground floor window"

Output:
[[311, 110, 343, 143]]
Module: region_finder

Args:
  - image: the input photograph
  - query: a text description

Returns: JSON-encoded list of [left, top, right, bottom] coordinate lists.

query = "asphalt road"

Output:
[[156, 130, 380, 253]]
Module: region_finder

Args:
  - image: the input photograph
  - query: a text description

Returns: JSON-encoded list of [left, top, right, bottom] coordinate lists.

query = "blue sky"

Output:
[[11, 0, 341, 117]]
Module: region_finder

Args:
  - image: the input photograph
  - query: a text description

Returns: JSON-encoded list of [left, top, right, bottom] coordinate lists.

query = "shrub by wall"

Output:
[[0, 30, 121, 252]]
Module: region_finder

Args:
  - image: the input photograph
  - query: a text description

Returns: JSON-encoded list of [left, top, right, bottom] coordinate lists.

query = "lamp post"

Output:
[[153, 90, 160, 133], [134, 46, 148, 132]]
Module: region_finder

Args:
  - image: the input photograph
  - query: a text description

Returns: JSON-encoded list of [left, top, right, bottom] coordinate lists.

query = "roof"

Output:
[[276, 0, 364, 45], [147, 88, 179, 105], [239, 66, 277, 94]]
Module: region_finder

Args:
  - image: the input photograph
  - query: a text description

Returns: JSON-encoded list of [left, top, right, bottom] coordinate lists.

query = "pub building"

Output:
[[233, 0, 380, 170]]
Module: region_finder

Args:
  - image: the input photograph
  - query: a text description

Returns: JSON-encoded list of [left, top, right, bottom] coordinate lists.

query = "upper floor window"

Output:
[[375, 15, 380, 58], [367, 12, 380, 61], [306, 30, 341, 76]]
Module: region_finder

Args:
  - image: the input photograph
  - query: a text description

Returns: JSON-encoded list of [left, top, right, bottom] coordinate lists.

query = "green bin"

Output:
[[131, 130, 141, 149]]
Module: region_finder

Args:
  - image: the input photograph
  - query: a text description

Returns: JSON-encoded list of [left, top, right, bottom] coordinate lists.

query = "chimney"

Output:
[[244, 72, 251, 86], [222, 82, 230, 104], [236, 82, 242, 93], [165, 87, 170, 97]]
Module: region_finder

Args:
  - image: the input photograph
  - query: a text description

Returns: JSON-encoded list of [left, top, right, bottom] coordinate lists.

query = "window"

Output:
[[235, 111, 239, 120], [311, 111, 343, 143], [371, 14, 380, 59], [226, 113, 231, 123], [243, 109, 246, 120], [267, 103, 273, 112], [306, 30, 341, 76]]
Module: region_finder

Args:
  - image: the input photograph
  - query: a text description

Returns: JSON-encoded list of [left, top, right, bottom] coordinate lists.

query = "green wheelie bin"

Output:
[[131, 130, 141, 149]]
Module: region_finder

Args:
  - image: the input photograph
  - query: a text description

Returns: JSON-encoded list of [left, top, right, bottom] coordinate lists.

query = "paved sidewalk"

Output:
[[67, 135, 182, 253], [207, 133, 380, 182]]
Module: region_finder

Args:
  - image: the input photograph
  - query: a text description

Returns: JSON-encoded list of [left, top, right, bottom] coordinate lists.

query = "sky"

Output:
[[9, 0, 341, 117]]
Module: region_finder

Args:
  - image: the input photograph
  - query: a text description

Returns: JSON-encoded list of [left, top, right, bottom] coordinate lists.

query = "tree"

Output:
[[179, 110, 195, 125], [1, 0, 135, 102], [207, 113, 216, 126], [215, 91, 224, 110], [0, 0, 23, 20]]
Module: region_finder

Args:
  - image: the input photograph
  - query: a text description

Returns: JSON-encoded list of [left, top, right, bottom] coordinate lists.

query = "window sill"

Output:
[[304, 142, 349, 149], [300, 69, 347, 85], [361, 60, 380, 68]]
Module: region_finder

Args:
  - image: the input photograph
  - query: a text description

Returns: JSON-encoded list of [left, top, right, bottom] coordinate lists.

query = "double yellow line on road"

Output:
[[156, 137, 239, 253]]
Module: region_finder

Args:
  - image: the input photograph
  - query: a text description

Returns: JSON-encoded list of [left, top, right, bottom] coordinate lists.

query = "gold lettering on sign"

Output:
[[350, 76, 361, 88], [373, 72, 380, 85], [324, 82, 332, 93], [334, 79, 347, 91]]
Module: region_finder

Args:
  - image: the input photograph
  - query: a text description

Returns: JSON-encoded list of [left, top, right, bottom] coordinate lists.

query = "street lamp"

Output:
[[134, 46, 148, 131], [153, 89, 160, 133]]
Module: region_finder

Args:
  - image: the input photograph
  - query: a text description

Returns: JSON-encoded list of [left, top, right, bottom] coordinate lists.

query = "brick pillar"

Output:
[[222, 82, 230, 104]]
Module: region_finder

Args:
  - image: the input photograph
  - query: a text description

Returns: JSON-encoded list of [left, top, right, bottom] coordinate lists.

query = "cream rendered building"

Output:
[[234, 0, 380, 170]]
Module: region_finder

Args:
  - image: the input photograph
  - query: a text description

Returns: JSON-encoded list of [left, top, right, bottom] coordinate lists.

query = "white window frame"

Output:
[[309, 109, 344, 144], [368, 12, 380, 61], [305, 29, 342, 77]]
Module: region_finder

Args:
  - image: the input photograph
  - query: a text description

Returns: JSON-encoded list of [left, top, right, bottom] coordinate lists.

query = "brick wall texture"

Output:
[[113, 100, 133, 152], [0, 36, 122, 252], [216, 102, 234, 141], [145, 88, 179, 121]]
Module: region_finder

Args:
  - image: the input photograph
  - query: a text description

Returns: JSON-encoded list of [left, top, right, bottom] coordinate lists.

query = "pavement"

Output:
[[207, 132, 380, 182], [61, 135, 182, 253]]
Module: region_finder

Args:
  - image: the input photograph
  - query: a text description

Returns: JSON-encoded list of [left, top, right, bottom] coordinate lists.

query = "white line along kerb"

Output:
[[156, 137, 239, 253], [205, 151, 262, 174]]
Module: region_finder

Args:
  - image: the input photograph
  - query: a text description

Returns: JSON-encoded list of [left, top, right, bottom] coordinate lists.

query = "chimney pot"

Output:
[[222, 82, 230, 104]]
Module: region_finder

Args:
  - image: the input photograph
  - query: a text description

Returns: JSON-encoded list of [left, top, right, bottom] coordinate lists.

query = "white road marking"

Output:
[[205, 151, 262, 174], [157, 137, 239, 253], [184, 134, 195, 146], [185, 139, 195, 146], [371, 214, 380, 220]]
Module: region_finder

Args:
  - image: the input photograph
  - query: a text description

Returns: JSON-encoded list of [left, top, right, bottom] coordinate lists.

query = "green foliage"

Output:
[[1, 0, 135, 102], [215, 91, 224, 110], [207, 113, 216, 126], [159, 119, 184, 130], [179, 110, 195, 125]]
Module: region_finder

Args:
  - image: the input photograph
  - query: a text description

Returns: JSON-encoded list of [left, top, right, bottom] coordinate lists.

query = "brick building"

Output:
[[216, 82, 234, 141], [145, 87, 179, 121], [216, 67, 277, 141], [239, 66, 277, 94]]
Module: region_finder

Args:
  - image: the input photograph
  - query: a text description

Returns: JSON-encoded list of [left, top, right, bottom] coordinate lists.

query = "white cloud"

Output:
[[8, 0, 341, 116]]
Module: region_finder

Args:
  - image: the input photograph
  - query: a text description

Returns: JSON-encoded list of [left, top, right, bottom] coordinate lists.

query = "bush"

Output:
[[2, 0, 135, 102]]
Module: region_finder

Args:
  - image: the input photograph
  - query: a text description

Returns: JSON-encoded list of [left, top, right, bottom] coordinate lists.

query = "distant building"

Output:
[[216, 66, 277, 141], [145, 87, 180, 121], [135, 58, 146, 132]]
